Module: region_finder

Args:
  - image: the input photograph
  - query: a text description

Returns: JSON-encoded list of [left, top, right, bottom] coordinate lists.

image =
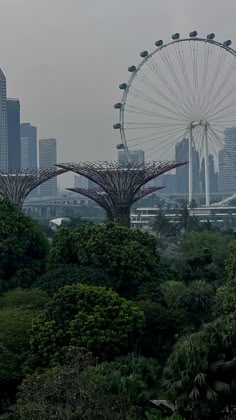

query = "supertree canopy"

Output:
[[58, 161, 187, 226], [0, 168, 67, 208], [67, 185, 165, 222]]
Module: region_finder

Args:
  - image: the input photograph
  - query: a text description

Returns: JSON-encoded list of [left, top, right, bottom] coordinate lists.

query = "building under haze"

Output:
[[7, 99, 20, 171], [201, 155, 218, 194], [175, 138, 200, 195], [218, 128, 236, 196], [39, 138, 57, 197], [0, 69, 8, 169], [175, 138, 189, 194], [20, 123, 37, 169], [74, 175, 97, 190], [118, 149, 144, 164]]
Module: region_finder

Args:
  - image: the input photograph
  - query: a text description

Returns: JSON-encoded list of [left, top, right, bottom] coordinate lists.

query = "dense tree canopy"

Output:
[[34, 264, 112, 295], [0, 200, 48, 286], [164, 316, 236, 419], [48, 224, 161, 297], [0, 198, 234, 419], [30, 284, 144, 365]]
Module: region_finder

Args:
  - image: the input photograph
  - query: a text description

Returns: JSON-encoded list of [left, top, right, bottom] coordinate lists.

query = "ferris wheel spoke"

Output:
[[129, 87, 188, 120], [189, 40, 201, 109], [126, 126, 188, 147], [125, 104, 186, 122], [173, 43, 195, 110], [205, 86, 236, 120], [146, 57, 191, 113], [198, 43, 215, 112], [158, 47, 191, 111], [135, 70, 189, 117], [145, 127, 188, 155], [145, 128, 189, 160], [210, 57, 236, 101], [201, 47, 227, 115], [209, 101, 236, 120]]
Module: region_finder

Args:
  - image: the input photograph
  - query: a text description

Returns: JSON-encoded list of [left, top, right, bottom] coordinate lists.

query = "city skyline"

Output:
[[1, 0, 236, 188]]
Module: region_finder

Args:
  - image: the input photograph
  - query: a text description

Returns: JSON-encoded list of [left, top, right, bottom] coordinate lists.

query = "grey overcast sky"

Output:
[[1, 0, 236, 187]]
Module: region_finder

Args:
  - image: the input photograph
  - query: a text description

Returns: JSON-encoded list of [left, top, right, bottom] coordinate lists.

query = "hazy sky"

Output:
[[1, 0, 236, 188]]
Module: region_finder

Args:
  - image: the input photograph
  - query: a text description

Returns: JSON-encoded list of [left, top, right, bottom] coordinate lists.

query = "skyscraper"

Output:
[[118, 149, 144, 164], [175, 138, 200, 195], [219, 149, 225, 194], [7, 99, 20, 171], [74, 175, 97, 189], [175, 138, 189, 193], [39, 138, 57, 197], [201, 154, 218, 194], [20, 123, 37, 169], [219, 128, 236, 196], [0, 69, 8, 169]]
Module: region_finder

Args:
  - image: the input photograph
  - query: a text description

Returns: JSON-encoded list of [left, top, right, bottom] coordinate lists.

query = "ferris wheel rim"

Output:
[[117, 36, 236, 152]]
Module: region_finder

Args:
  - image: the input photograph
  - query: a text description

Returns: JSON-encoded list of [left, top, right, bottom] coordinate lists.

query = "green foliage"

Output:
[[163, 316, 236, 419], [35, 264, 112, 295], [30, 284, 144, 365], [17, 352, 161, 420], [161, 231, 233, 285], [0, 201, 48, 286], [177, 280, 214, 328], [151, 210, 178, 237], [0, 292, 48, 413], [225, 239, 236, 280], [138, 300, 185, 359], [0, 288, 49, 310], [48, 224, 161, 297], [179, 231, 231, 282]]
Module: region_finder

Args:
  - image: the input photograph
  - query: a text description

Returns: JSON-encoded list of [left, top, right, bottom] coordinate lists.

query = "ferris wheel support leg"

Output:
[[189, 126, 193, 205], [204, 123, 210, 207]]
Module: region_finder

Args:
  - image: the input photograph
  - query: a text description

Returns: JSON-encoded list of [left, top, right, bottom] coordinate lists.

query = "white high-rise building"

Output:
[[39, 138, 57, 197], [0, 69, 8, 169]]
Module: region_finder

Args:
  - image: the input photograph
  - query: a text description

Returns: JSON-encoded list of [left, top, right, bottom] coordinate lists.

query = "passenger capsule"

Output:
[[113, 123, 121, 129], [207, 33, 215, 40], [172, 33, 180, 40], [128, 65, 136, 72], [155, 40, 163, 46], [140, 50, 148, 57], [189, 31, 198, 37], [119, 83, 128, 90], [223, 40, 232, 47], [114, 103, 122, 109], [116, 143, 125, 150]]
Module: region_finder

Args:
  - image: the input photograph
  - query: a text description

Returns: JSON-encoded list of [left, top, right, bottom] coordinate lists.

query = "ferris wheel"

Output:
[[113, 31, 236, 206]]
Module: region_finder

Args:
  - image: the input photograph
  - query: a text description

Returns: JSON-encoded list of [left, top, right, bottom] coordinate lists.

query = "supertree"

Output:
[[0, 168, 67, 209], [57, 161, 187, 226], [67, 185, 165, 222]]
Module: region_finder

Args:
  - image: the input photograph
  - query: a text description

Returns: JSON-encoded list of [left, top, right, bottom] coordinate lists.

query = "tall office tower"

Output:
[[118, 149, 145, 164], [209, 154, 218, 193], [0, 69, 8, 169], [193, 148, 200, 194], [221, 127, 236, 195], [218, 149, 225, 194], [74, 175, 97, 189], [175, 138, 200, 195], [7, 99, 20, 171], [156, 173, 176, 194], [201, 154, 218, 194], [20, 123, 37, 169], [39, 138, 57, 197], [175, 138, 189, 193]]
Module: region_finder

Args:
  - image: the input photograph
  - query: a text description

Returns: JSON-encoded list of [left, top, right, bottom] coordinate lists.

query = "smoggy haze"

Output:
[[1, 0, 236, 188]]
